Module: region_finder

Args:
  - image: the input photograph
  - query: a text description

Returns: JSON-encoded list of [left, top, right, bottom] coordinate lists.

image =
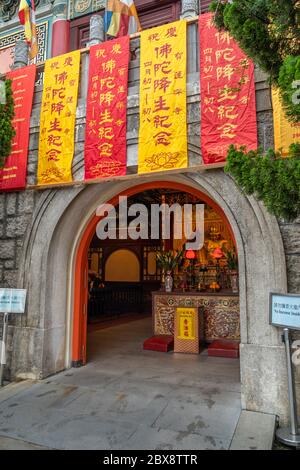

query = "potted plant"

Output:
[[224, 248, 239, 294], [156, 250, 183, 292]]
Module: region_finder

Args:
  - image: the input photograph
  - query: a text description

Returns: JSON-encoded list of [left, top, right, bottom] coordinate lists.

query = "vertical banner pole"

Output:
[[0, 313, 9, 387], [276, 328, 300, 447], [105, 0, 108, 42]]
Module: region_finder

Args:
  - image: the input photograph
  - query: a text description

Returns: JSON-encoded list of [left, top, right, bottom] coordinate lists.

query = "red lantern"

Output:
[[212, 248, 224, 260], [185, 250, 196, 260]]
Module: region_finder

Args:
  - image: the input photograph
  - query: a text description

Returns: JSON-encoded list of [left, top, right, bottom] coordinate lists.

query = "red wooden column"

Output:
[[51, 0, 70, 57]]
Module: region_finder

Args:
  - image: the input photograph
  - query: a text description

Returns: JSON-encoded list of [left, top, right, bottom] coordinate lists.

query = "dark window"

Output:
[[136, 0, 181, 30], [70, 13, 104, 51], [200, 0, 211, 13], [70, 0, 181, 51]]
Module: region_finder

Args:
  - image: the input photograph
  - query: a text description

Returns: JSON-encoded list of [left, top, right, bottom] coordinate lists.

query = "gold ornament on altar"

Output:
[[209, 281, 221, 292], [206, 226, 229, 264]]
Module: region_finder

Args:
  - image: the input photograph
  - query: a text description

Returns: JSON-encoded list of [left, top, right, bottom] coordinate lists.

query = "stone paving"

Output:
[[0, 317, 241, 450]]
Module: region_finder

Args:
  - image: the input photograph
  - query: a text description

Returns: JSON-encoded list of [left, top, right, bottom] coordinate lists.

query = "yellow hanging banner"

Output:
[[138, 20, 188, 174], [38, 51, 80, 185], [272, 88, 300, 157]]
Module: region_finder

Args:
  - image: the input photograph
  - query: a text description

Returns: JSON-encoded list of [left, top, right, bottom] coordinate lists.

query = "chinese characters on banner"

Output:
[[177, 309, 196, 340], [272, 88, 300, 157], [0, 65, 36, 191], [84, 37, 130, 179], [138, 21, 188, 174], [37, 51, 80, 185], [199, 13, 258, 164]]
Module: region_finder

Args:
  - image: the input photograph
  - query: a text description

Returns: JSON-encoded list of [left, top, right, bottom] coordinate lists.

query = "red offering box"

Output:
[[143, 336, 174, 353], [208, 340, 240, 358]]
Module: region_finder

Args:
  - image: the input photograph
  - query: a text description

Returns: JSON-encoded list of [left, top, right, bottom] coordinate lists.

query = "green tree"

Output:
[[0, 79, 15, 168], [210, 0, 300, 122], [225, 144, 300, 221]]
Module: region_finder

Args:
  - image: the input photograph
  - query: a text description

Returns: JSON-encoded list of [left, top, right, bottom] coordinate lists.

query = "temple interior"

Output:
[[87, 189, 238, 325]]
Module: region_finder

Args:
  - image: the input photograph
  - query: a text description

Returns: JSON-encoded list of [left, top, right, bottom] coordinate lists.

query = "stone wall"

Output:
[[0, 192, 36, 288], [280, 218, 300, 295], [279, 218, 300, 414], [0, 191, 36, 375]]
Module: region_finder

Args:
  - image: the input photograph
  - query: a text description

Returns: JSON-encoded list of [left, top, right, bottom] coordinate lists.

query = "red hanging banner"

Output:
[[0, 64, 36, 191], [84, 36, 130, 179], [199, 13, 257, 164]]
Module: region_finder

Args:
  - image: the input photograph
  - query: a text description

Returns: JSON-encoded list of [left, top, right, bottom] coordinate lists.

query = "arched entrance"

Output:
[[72, 180, 237, 366], [14, 172, 288, 420]]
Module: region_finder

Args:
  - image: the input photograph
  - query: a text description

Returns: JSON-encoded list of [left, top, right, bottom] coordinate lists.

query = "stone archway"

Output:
[[12, 171, 289, 420]]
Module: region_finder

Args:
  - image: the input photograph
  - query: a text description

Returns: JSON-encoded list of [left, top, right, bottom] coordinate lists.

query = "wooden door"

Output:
[[73, 250, 89, 367], [200, 0, 211, 13], [135, 0, 181, 29], [81, 259, 89, 365], [70, 13, 104, 51], [69, 1, 181, 51]]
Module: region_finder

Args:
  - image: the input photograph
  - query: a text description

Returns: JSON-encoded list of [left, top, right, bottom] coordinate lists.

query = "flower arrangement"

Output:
[[224, 247, 238, 272], [156, 250, 183, 272]]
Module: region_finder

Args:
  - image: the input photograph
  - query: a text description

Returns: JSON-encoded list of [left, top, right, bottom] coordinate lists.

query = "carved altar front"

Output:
[[152, 291, 240, 341]]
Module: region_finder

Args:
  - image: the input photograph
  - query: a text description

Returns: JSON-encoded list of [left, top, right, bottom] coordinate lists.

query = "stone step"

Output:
[[230, 410, 276, 450]]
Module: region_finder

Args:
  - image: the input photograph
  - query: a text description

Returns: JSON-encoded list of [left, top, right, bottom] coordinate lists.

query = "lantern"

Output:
[[212, 248, 224, 260], [185, 250, 196, 260]]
